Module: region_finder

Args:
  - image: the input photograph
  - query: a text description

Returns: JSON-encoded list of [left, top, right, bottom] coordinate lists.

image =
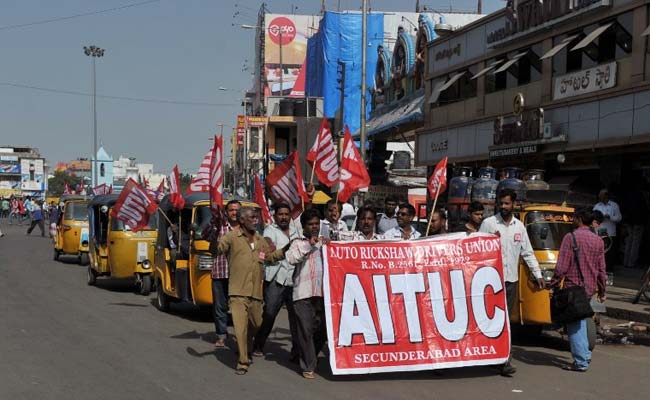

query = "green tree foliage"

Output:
[[179, 173, 192, 194], [48, 170, 82, 196]]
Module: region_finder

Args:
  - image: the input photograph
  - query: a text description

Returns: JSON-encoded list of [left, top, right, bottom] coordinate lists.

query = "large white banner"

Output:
[[553, 62, 616, 100]]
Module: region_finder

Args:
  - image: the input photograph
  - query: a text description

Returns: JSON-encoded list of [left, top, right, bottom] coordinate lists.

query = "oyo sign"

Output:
[[268, 17, 296, 45]]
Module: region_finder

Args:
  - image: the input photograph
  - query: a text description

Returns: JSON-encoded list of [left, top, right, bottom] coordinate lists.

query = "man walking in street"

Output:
[[26, 200, 45, 237], [377, 195, 398, 234], [479, 188, 544, 376], [285, 208, 328, 379], [551, 208, 607, 372], [593, 189, 621, 271], [204, 200, 241, 348], [381, 203, 421, 240], [48, 201, 60, 239], [212, 207, 287, 375], [252, 203, 301, 360]]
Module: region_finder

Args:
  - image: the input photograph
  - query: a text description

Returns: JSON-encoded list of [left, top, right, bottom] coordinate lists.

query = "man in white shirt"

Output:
[[479, 188, 544, 376], [381, 203, 421, 240], [593, 189, 622, 271], [377, 196, 399, 234], [320, 200, 348, 240]]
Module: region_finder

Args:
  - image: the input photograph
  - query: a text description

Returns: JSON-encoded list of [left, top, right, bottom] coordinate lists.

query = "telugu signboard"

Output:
[[323, 234, 510, 375], [553, 62, 617, 100]]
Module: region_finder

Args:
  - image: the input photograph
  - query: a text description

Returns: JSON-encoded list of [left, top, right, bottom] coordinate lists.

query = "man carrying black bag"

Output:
[[550, 208, 607, 372]]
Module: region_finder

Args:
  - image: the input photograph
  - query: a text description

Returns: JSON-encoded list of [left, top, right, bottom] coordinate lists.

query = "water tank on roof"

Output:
[[472, 166, 499, 218], [447, 166, 474, 226], [524, 169, 550, 191], [496, 167, 527, 203]]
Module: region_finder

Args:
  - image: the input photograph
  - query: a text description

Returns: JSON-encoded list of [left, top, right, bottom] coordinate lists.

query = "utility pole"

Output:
[[83, 45, 105, 188], [279, 29, 283, 96], [360, 0, 368, 163]]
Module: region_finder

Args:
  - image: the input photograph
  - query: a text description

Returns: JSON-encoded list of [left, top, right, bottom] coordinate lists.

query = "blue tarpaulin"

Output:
[[306, 12, 384, 134]]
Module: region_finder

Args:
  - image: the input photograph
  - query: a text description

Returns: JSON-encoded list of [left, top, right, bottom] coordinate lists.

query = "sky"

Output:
[[0, 0, 504, 175]]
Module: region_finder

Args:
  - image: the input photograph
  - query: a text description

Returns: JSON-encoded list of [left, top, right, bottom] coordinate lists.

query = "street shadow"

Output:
[[170, 330, 217, 345], [148, 299, 213, 322], [511, 346, 570, 368], [107, 302, 149, 308], [94, 279, 139, 293]]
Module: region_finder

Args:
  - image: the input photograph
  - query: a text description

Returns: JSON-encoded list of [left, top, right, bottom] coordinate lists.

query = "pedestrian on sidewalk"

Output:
[[252, 203, 301, 360], [285, 208, 329, 380], [203, 200, 241, 348], [593, 189, 621, 271], [211, 207, 287, 375], [26, 200, 45, 237], [479, 189, 544, 376], [551, 208, 606, 372]]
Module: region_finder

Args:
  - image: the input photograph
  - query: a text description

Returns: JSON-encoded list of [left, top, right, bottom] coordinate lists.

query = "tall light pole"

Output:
[[241, 24, 282, 95], [360, 0, 368, 163], [83, 45, 105, 188]]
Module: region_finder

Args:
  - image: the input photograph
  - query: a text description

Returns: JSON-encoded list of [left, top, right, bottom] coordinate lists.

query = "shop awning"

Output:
[[430, 72, 465, 103], [539, 35, 578, 60], [571, 23, 613, 51], [642, 24, 650, 36], [493, 52, 528, 74], [471, 60, 504, 80], [364, 94, 425, 138]]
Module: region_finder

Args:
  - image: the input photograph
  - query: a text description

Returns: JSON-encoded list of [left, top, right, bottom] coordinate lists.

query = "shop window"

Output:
[[100, 163, 105, 177], [437, 65, 478, 105], [510, 43, 542, 86]]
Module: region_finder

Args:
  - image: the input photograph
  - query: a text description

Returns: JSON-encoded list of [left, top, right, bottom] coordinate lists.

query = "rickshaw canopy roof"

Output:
[[60, 194, 90, 203], [88, 194, 120, 208]]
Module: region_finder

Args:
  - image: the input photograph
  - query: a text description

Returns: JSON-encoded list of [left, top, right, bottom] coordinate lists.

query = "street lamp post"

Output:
[[83, 45, 105, 188], [241, 24, 282, 96]]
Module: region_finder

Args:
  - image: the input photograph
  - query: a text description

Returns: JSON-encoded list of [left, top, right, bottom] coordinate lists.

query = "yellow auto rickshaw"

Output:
[[153, 193, 259, 311], [53, 194, 90, 265], [86, 194, 158, 295]]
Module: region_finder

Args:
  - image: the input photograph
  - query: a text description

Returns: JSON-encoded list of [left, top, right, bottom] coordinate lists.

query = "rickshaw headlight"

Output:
[[542, 269, 555, 283], [198, 254, 214, 270], [141, 259, 152, 269]]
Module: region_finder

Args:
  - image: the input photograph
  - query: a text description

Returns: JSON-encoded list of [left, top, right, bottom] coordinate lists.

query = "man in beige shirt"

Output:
[[213, 207, 287, 375]]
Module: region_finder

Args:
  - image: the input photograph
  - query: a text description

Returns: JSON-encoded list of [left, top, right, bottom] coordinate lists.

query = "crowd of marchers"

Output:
[[198, 187, 607, 378]]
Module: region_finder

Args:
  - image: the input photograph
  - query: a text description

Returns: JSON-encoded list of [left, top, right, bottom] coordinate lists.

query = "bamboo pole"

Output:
[[157, 207, 173, 226], [425, 184, 442, 236]]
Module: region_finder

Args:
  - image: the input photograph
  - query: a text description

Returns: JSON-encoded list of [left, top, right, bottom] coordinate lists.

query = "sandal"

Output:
[[302, 371, 315, 379], [562, 363, 587, 372], [235, 368, 248, 375], [214, 339, 226, 348], [252, 350, 264, 357]]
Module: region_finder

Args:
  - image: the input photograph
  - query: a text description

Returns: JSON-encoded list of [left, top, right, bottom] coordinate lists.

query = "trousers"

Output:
[[27, 219, 44, 236], [254, 280, 298, 356], [567, 318, 591, 370], [293, 297, 327, 373], [211, 278, 229, 339], [229, 296, 262, 370]]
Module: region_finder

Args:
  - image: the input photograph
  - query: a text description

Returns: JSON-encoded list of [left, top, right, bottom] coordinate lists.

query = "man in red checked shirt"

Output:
[[551, 208, 607, 372]]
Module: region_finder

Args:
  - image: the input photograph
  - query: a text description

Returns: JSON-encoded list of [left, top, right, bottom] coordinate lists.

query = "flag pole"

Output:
[[425, 185, 441, 236], [157, 208, 174, 226]]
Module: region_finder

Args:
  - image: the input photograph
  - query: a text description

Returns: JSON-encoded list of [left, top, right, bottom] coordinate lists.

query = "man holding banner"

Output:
[[381, 203, 421, 240], [479, 188, 544, 376]]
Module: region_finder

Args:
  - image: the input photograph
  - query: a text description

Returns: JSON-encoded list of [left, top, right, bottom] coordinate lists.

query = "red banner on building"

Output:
[[323, 234, 510, 375]]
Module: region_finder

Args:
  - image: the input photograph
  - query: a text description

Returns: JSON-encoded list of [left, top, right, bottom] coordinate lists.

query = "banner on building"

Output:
[[323, 234, 510, 375], [20, 159, 44, 191]]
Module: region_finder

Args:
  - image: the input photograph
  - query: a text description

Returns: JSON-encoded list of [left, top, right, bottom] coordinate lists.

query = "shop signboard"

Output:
[[237, 116, 268, 147], [553, 61, 616, 101], [489, 144, 538, 158], [20, 158, 44, 191], [264, 14, 318, 97], [0, 163, 20, 174]]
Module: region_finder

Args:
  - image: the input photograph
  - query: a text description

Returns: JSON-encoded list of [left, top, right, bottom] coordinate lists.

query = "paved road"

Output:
[[1, 222, 648, 400]]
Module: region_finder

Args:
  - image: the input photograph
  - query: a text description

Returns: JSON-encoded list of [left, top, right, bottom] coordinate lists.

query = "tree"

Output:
[[48, 170, 82, 196], [179, 173, 193, 194]]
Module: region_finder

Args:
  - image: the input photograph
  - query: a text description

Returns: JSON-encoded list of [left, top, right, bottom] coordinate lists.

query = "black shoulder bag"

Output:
[[550, 232, 594, 324]]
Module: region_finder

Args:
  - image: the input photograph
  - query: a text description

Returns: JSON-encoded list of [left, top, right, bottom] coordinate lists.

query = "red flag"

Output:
[[63, 183, 71, 195], [306, 118, 339, 187], [111, 178, 158, 232], [78, 180, 85, 194], [427, 157, 448, 199], [169, 165, 185, 209], [156, 178, 166, 202], [338, 126, 370, 203], [209, 135, 224, 213], [92, 183, 109, 196], [186, 149, 212, 193], [142, 176, 157, 199], [109, 184, 113, 194], [254, 175, 272, 225], [265, 151, 310, 217]]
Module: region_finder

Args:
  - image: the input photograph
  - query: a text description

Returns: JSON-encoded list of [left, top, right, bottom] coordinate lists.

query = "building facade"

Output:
[[417, 0, 650, 191], [0, 146, 47, 198]]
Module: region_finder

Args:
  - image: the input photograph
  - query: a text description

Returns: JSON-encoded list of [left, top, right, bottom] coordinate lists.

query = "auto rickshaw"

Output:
[[153, 193, 259, 311], [86, 194, 159, 295], [53, 194, 90, 265], [511, 190, 598, 349]]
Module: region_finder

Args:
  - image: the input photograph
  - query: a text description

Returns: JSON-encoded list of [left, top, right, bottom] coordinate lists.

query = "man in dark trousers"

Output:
[[252, 203, 301, 360], [551, 208, 607, 372], [26, 200, 45, 237]]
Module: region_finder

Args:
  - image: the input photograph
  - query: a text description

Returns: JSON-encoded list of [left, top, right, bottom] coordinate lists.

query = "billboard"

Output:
[[20, 158, 45, 191], [264, 14, 319, 97]]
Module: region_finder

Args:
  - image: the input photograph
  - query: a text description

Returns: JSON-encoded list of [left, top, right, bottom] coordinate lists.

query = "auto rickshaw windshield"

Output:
[[111, 212, 158, 231], [525, 211, 574, 250], [195, 205, 212, 238], [64, 202, 89, 221]]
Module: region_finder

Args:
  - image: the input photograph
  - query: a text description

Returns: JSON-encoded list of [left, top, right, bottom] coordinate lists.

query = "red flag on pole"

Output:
[[265, 152, 310, 217], [338, 126, 370, 203], [427, 157, 448, 199], [209, 135, 224, 214], [169, 165, 185, 209], [254, 175, 272, 225], [78, 180, 85, 194], [306, 118, 339, 187], [155, 179, 166, 201], [63, 183, 71, 195], [92, 183, 109, 196], [111, 178, 158, 231], [186, 149, 212, 194]]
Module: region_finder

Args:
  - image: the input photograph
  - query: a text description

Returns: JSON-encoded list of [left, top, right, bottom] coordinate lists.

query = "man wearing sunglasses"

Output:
[[380, 203, 421, 240]]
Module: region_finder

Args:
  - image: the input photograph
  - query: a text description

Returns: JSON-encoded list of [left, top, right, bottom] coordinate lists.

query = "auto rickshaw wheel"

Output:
[[156, 278, 170, 312], [79, 253, 89, 266], [138, 274, 153, 296], [53, 248, 60, 261], [87, 265, 97, 286], [587, 318, 597, 351]]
